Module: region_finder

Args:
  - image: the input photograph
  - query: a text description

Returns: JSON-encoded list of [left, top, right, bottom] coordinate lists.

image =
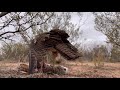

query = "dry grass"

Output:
[[64, 61, 120, 78], [0, 60, 120, 78]]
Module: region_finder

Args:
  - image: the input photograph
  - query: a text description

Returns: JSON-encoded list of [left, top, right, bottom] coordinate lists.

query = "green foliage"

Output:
[[0, 42, 28, 61]]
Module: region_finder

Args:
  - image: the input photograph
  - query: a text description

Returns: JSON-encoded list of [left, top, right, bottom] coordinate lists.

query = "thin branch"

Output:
[[22, 12, 54, 32], [0, 19, 14, 30], [19, 12, 40, 26], [0, 12, 54, 40], [0, 12, 10, 18], [0, 12, 29, 30], [0, 30, 20, 37]]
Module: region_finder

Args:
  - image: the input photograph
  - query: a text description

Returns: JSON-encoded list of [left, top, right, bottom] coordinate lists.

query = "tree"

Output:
[[0, 12, 83, 46], [93, 12, 120, 61], [0, 12, 84, 62], [0, 12, 54, 43], [93, 12, 120, 47]]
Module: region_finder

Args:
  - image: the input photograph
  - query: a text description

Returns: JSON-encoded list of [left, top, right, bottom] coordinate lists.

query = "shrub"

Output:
[[0, 42, 28, 61], [92, 45, 108, 68], [110, 45, 120, 62]]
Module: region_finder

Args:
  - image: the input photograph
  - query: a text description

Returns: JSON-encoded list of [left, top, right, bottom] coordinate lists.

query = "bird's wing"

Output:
[[55, 43, 80, 60]]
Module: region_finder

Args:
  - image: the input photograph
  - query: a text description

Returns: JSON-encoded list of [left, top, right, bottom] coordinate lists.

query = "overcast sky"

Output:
[[71, 12, 107, 48], [0, 12, 108, 48]]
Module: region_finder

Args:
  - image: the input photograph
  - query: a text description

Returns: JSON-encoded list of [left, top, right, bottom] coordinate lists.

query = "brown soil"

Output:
[[0, 60, 120, 78]]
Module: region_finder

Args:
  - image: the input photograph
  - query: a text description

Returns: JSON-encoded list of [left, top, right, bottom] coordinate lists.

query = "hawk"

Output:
[[29, 29, 81, 74]]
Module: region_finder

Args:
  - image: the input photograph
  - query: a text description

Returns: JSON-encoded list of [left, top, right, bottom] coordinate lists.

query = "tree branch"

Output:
[[0, 12, 54, 40], [0, 12, 10, 18], [0, 18, 14, 30], [22, 12, 54, 32], [0, 30, 20, 37]]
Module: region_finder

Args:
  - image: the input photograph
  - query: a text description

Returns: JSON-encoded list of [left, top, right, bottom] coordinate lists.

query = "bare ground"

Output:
[[0, 60, 120, 78]]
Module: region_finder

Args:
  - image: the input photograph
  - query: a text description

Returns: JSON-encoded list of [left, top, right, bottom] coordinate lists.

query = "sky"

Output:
[[71, 12, 107, 49], [0, 12, 108, 49]]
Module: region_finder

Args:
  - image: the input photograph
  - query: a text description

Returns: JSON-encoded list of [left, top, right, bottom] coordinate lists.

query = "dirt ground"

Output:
[[0, 60, 120, 78]]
